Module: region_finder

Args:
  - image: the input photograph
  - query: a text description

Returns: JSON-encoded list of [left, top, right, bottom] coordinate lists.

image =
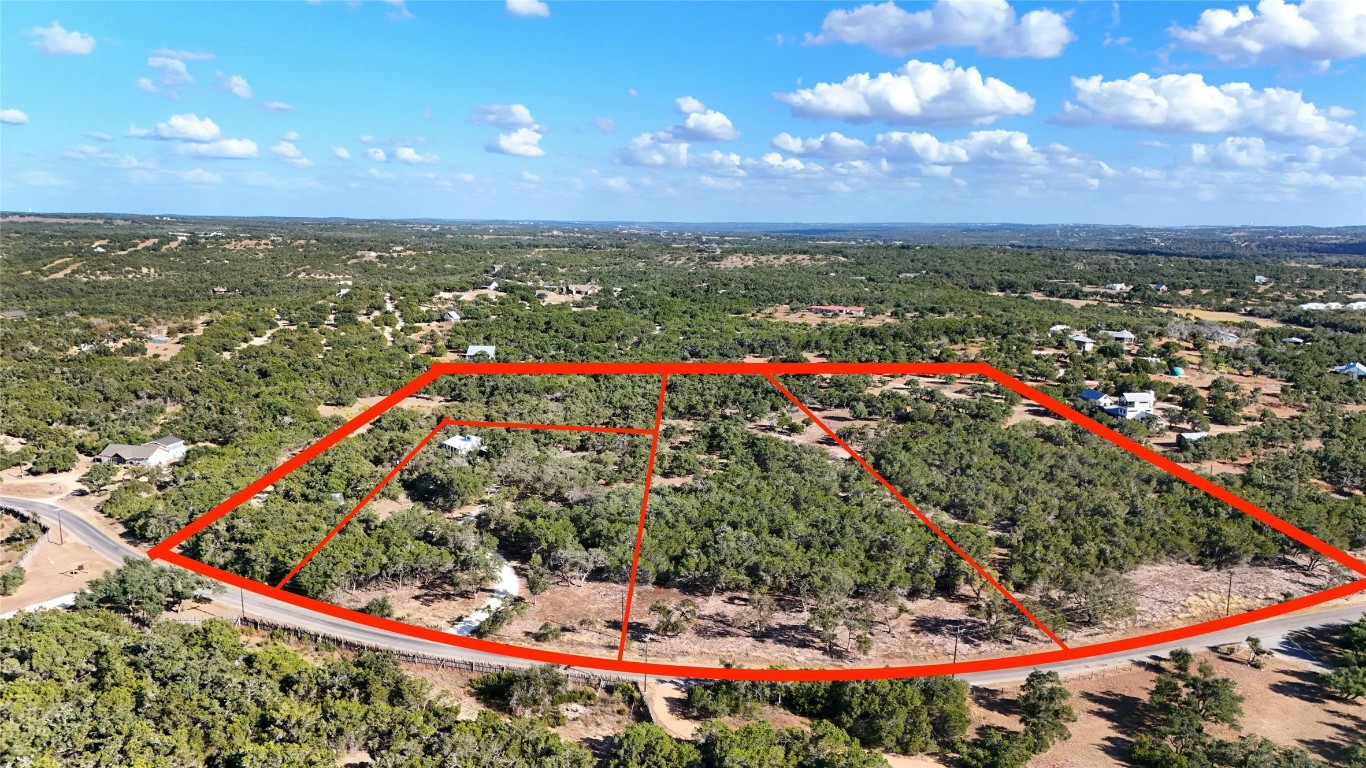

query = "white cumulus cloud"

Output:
[[1191, 136, 1274, 167], [615, 96, 739, 165], [1058, 72, 1360, 144], [366, 148, 387, 162], [29, 21, 95, 55], [771, 131, 870, 159], [175, 139, 258, 159], [394, 146, 439, 164], [776, 59, 1034, 126], [1170, 0, 1366, 65], [146, 56, 195, 91], [130, 113, 222, 142], [471, 103, 537, 129], [271, 141, 312, 168], [507, 0, 550, 17], [670, 97, 739, 141], [487, 127, 545, 157], [220, 73, 253, 99], [807, 0, 1074, 58], [261, 100, 294, 112], [332, 146, 351, 160], [0, 109, 29, 125], [617, 133, 689, 167]]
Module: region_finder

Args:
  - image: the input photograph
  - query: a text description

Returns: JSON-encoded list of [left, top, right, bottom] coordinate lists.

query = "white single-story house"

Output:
[[1334, 362, 1366, 379], [568, 283, 600, 297], [1107, 391, 1156, 420], [1078, 389, 1114, 408], [442, 435, 485, 456], [1207, 330, 1241, 344], [1254, 275, 1270, 284], [1284, 337, 1305, 345], [149, 335, 170, 344], [95, 435, 187, 467], [466, 345, 497, 359], [1105, 283, 1129, 291], [444, 310, 461, 323], [810, 305, 866, 318], [1048, 324, 1071, 335], [486, 280, 500, 291], [1177, 431, 1209, 448], [1069, 332, 1096, 352], [1100, 329, 1137, 343]]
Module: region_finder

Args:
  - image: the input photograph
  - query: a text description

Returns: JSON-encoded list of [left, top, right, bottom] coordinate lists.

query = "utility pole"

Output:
[[1225, 571, 1234, 617], [54, 504, 65, 545], [240, 587, 246, 622]]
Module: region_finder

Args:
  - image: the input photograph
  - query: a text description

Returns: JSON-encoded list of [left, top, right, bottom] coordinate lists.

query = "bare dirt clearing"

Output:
[[759, 305, 897, 327], [2, 536, 115, 611], [975, 653, 1362, 767], [713, 253, 828, 269], [111, 238, 159, 256], [42, 261, 83, 280]]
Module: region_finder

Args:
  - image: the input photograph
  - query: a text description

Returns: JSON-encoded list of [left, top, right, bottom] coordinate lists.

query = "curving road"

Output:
[[0, 496, 523, 670], [4, 496, 1363, 684]]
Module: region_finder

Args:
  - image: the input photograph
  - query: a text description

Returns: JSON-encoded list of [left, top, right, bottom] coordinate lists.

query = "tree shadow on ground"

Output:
[[970, 687, 1016, 718], [1081, 689, 1146, 738], [1269, 666, 1330, 703], [1099, 735, 1134, 763]]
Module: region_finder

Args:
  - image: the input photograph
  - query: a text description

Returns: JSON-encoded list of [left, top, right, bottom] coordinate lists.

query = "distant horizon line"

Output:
[[2, 210, 1363, 230]]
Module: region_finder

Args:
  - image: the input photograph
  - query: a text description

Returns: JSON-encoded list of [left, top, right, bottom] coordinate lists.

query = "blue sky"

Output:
[[2, 0, 1363, 224]]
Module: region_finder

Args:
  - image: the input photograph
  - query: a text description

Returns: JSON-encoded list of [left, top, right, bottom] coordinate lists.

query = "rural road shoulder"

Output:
[[5, 495, 1362, 684]]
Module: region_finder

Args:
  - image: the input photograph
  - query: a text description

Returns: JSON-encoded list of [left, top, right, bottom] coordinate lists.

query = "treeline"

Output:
[[683, 669, 1080, 767], [1127, 649, 1341, 768], [0, 608, 594, 768]]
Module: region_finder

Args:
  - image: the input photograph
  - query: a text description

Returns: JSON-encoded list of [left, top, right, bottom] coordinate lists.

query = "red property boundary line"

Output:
[[276, 419, 450, 589], [766, 374, 1068, 649], [277, 417, 659, 589], [617, 375, 669, 659], [149, 362, 1366, 681]]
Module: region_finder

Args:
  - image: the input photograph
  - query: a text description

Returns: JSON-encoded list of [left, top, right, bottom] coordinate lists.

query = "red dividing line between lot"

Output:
[[765, 374, 1071, 650], [444, 419, 654, 436], [978, 369, 1366, 579], [149, 369, 444, 559], [150, 363, 1366, 680], [276, 419, 453, 589], [618, 374, 670, 660], [275, 417, 655, 590]]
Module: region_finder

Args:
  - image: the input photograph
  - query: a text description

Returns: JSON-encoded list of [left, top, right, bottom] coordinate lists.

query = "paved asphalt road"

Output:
[[1, 496, 520, 670], [6, 495, 1363, 684]]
